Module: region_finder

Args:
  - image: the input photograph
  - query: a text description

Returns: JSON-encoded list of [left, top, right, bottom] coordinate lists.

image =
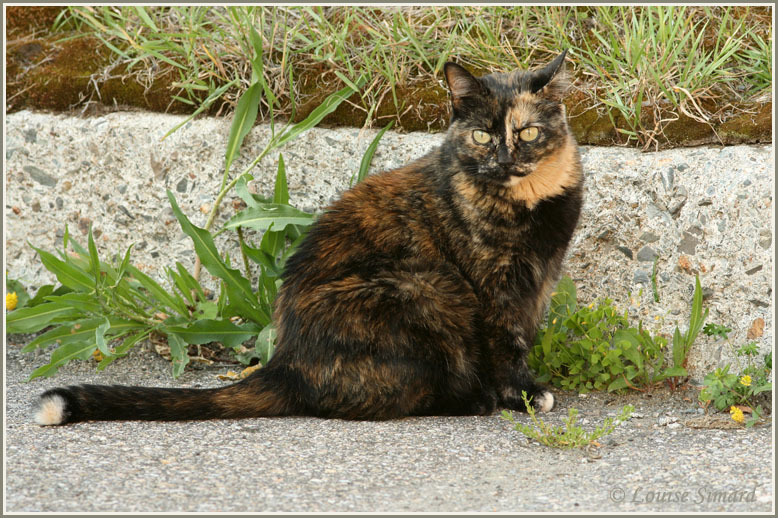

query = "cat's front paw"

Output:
[[500, 387, 555, 413], [533, 390, 554, 412]]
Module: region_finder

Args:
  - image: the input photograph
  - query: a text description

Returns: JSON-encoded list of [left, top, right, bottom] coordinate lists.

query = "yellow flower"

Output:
[[6, 292, 18, 311], [730, 406, 745, 424], [739, 375, 752, 387]]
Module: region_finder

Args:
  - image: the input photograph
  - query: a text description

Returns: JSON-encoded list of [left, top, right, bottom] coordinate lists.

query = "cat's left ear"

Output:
[[530, 50, 570, 102]]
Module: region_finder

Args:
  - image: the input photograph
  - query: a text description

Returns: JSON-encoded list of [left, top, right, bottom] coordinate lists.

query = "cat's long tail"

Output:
[[32, 370, 294, 426]]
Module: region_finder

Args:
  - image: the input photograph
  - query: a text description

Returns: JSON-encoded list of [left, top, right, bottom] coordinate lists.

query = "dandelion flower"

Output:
[[730, 406, 745, 424], [739, 375, 752, 387], [6, 292, 18, 311]]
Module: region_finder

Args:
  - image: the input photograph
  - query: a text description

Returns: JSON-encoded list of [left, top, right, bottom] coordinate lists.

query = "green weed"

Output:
[[529, 275, 708, 393], [10, 63, 388, 379], [702, 322, 732, 339], [699, 342, 771, 428], [502, 391, 634, 449]]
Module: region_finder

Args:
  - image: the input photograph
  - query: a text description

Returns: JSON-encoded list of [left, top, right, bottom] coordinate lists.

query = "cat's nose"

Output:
[[497, 145, 514, 167]]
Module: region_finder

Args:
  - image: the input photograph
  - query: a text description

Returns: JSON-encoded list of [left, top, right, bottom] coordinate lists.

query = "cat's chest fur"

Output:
[[444, 168, 581, 286], [429, 158, 583, 338]]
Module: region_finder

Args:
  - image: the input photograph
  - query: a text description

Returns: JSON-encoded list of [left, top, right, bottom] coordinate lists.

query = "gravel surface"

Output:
[[4, 335, 773, 513]]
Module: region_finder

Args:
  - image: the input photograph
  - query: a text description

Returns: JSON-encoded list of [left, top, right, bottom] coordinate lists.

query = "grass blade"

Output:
[[31, 246, 93, 292], [273, 154, 289, 205], [164, 319, 261, 349], [6, 302, 83, 334], [126, 265, 189, 317], [352, 121, 393, 186], [94, 317, 113, 357], [224, 204, 315, 232], [166, 333, 190, 378], [224, 82, 262, 174], [162, 79, 237, 140], [273, 77, 366, 149], [28, 341, 98, 380], [235, 174, 270, 208]]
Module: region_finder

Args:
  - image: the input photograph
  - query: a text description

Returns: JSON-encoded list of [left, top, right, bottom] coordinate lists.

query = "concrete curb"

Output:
[[4, 110, 774, 381]]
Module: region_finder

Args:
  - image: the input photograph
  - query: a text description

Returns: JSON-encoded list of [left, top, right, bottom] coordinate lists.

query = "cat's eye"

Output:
[[519, 127, 540, 142], [472, 130, 491, 144]]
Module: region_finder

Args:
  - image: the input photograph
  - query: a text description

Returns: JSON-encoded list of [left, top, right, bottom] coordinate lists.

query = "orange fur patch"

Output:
[[505, 135, 581, 209]]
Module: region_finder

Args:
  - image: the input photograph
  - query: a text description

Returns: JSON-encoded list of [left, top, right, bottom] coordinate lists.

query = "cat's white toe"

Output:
[[535, 391, 554, 412]]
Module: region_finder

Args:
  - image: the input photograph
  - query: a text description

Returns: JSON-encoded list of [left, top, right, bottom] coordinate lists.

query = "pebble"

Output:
[[638, 232, 659, 243], [633, 270, 650, 284], [616, 246, 633, 259], [23, 165, 57, 187], [636, 246, 658, 262], [677, 232, 700, 255]]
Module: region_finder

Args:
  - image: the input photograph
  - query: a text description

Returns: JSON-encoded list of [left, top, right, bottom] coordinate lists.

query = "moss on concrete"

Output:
[[5, 6, 63, 35], [5, 11, 771, 148]]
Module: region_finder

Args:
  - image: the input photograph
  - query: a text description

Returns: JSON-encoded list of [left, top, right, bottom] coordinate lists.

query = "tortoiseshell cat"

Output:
[[34, 51, 583, 425]]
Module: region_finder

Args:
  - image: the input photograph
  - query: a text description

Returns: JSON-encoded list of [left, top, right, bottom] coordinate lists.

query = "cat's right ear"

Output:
[[444, 62, 483, 115]]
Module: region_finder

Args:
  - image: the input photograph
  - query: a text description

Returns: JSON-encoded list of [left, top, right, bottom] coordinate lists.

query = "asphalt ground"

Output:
[[4, 335, 773, 513]]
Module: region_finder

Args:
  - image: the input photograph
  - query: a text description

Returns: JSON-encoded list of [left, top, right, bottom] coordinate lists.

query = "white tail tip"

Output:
[[34, 394, 67, 426]]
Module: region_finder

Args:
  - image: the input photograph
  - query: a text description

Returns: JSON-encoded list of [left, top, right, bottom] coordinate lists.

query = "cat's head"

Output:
[[442, 51, 572, 184]]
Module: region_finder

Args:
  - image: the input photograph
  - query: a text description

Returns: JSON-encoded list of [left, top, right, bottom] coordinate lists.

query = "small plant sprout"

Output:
[[699, 339, 771, 427], [501, 391, 634, 449], [703, 323, 732, 339]]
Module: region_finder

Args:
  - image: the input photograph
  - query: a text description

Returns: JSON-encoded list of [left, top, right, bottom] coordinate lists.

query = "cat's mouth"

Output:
[[504, 174, 529, 187], [503, 166, 533, 181], [477, 163, 531, 181], [500, 163, 533, 180]]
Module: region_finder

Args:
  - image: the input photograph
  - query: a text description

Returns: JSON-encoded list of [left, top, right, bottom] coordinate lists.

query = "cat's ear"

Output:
[[444, 62, 483, 112], [530, 50, 570, 101]]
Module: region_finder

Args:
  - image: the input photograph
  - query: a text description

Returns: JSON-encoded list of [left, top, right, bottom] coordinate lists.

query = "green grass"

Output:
[[52, 5, 771, 147]]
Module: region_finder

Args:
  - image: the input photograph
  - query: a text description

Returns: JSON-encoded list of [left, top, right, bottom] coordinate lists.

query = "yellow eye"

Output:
[[472, 130, 491, 144], [519, 126, 539, 142]]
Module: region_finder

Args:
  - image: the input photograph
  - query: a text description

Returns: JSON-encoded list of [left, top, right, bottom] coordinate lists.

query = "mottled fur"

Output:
[[35, 51, 583, 425]]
